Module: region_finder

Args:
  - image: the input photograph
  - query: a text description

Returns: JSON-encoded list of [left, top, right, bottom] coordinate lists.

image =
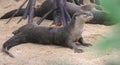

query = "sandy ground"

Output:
[[0, 0, 119, 65]]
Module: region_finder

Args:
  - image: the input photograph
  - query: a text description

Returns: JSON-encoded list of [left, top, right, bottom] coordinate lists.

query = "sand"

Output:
[[0, 0, 118, 65]]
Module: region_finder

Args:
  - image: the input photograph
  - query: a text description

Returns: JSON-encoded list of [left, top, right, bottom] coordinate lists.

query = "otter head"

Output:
[[74, 10, 94, 23]]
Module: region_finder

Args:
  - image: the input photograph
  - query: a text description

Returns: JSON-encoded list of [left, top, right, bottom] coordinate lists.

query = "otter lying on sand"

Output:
[[2, 10, 93, 57]]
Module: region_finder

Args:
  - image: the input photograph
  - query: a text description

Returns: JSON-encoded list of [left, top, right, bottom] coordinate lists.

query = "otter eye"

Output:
[[86, 13, 92, 16], [83, 12, 92, 17]]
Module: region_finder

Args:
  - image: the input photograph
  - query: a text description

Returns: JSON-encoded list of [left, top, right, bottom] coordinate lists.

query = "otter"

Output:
[[2, 10, 93, 57], [0, 0, 110, 25]]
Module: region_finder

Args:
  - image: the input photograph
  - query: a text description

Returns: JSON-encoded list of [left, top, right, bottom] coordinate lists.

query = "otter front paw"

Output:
[[74, 48, 83, 53], [81, 43, 92, 47]]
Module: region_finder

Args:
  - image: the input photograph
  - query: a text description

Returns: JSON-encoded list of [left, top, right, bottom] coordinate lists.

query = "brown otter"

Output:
[[2, 10, 93, 57]]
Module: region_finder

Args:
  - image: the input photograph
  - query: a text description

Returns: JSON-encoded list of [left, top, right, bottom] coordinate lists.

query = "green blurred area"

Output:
[[97, 0, 120, 50], [96, 1, 120, 65], [101, 0, 120, 23]]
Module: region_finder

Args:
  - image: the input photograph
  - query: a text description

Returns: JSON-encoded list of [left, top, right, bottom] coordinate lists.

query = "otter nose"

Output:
[[86, 13, 94, 19]]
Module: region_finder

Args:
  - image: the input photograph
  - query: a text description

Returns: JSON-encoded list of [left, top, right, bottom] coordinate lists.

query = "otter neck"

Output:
[[64, 17, 85, 33]]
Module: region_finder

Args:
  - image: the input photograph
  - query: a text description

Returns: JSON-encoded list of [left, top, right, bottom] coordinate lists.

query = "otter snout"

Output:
[[86, 12, 94, 21]]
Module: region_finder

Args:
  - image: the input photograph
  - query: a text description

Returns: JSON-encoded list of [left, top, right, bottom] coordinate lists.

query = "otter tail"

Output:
[[2, 34, 26, 58], [2, 46, 14, 58]]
